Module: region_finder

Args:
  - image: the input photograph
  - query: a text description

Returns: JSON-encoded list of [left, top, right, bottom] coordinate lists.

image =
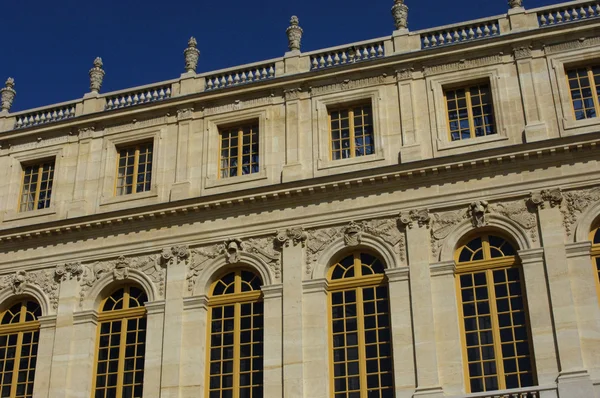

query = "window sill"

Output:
[[436, 133, 508, 151], [3, 207, 57, 222], [205, 170, 268, 189], [317, 152, 384, 171], [562, 116, 600, 134], [99, 189, 158, 207]]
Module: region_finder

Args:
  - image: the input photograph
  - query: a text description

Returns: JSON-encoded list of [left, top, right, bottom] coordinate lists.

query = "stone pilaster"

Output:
[[262, 284, 283, 397], [282, 89, 309, 182], [405, 221, 444, 396], [170, 109, 195, 200], [302, 279, 329, 398], [32, 315, 57, 398], [144, 300, 166, 397], [536, 201, 595, 395], [566, 242, 600, 380], [180, 295, 209, 397], [518, 248, 559, 386], [385, 267, 415, 398], [280, 234, 306, 397], [430, 261, 463, 395]]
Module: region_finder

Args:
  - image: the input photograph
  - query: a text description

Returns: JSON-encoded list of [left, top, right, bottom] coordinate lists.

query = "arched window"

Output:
[[207, 270, 263, 398], [93, 285, 147, 398], [456, 234, 535, 393], [0, 300, 41, 398], [327, 252, 394, 398], [591, 226, 600, 303]]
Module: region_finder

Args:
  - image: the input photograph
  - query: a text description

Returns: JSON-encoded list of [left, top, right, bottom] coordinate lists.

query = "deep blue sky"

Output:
[[2, 0, 557, 112]]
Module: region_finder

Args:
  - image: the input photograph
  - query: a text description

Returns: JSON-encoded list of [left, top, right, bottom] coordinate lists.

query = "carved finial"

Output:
[[509, 0, 523, 9], [286, 16, 304, 52], [391, 0, 409, 30], [1, 78, 16, 113], [89, 57, 105, 94], [184, 37, 200, 73]]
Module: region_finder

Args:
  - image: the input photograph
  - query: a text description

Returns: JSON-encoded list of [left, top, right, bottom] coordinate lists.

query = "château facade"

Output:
[[0, 0, 600, 397]]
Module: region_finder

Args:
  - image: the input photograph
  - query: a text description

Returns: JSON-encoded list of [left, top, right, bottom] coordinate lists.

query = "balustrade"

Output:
[[420, 19, 500, 49], [104, 85, 172, 110], [204, 63, 276, 91], [537, 2, 600, 26], [309, 41, 384, 71], [14, 103, 77, 129]]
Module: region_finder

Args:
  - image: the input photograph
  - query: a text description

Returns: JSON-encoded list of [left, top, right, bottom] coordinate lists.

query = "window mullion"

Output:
[[116, 318, 127, 398], [487, 269, 505, 390], [588, 68, 600, 117], [466, 89, 476, 139], [33, 165, 43, 209], [238, 129, 243, 177], [9, 331, 24, 398], [349, 108, 356, 158], [233, 302, 241, 398], [356, 287, 368, 397], [132, 148, 140, 194]]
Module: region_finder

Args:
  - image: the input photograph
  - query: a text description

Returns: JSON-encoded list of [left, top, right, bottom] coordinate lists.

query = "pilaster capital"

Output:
[[183, 295, 209, 311], [530, 189, 563, 209], [38, 315, 58, 329], [399, 209, 430, 229], [144, 300, 166, 315], [385, 267, 410, 283], [262, 283, 283, 299], [73, 309, 99, 325], [302, 278, 329, 294], [517, 248, 545, 264], [565, 241, 592, 259], [276, 227, 308, 248], [430, 261, 456, 277]]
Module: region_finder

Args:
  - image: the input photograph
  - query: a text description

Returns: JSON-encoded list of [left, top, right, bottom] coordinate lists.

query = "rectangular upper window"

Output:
[[20, 161, 55, 212], [329, 103, 374, 160], [219, 122, 259, 179], [566, 65, 600, 120], [445, 83, 496, 142], [116, 142, 153, 196]]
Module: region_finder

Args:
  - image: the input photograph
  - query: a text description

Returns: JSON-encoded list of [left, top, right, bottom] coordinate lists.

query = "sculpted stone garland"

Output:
[[0, 269, 59, 310]]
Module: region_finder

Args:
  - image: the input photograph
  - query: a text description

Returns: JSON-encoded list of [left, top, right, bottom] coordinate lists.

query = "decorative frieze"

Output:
[[561, 187, 600, 236], [544, 37, 600, 55], [423, 54, 502, 76], [104, 116, 168, 134], [513, 46, 533, 60], [489, 199, 538, 242], [305, 217, 406, 275], [399, 209, 430, 229], [0, 269, 59, 309], [203, 95, 275, 116], [8, 135, 69, 152], [309, 75, 389, 96], [276, 228, 308, 247]]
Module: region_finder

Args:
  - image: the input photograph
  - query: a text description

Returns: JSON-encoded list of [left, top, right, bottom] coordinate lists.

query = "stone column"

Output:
[[279, 232, 306, 397], [160, 248, 189, 398], [32, 315, 57, 398], [385, 267, 415, 398], [262, 284, 283, 397], [302, 279, 329, 398], [171, 110, 195, 200], [535, 196, 595, 395], [566, 242, 600, 379], [513, 47, 549, 142], [430, 261, 463, 395], [48, 278, 79, 398], [180, 295, 209, 398], [66, 310, 98, 398], [405, 219, 444, 397], [143, 300, 166, 397], [518, 248, 559, 386]]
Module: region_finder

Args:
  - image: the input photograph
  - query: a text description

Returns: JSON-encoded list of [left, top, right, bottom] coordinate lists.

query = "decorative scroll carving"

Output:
[[544, 37, 600, 55], [489, 199, 538, 242], [305, 218, 406, 275], [276, 228, 308, 247], [561, 187, 600, 236], [399, 209, 430, 229], [0, 269, 59, 310], [430, 209, 469, 259], [246, 237, 282, 281], [423, 54, 502, 76], [309, 75, 389, 96], [77, 253, 165, 306]]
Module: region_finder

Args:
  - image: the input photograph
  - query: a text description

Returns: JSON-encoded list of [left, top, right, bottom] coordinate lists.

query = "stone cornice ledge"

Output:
[[261, 283, 283, 299], [144, 300, 166, 315], [518, 248, 545, 264], [73, 309, 99, 325], [183, 295, 208, 311], [38, 314, 58, 329], [302, 278, 328, 294], [385, 267, 410, 282], [430, 261, 456, 277], [565, 241, 592, 259], [0, 138, 598, 244]]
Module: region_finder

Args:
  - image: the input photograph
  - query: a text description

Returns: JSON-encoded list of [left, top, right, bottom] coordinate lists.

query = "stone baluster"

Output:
[[0, 78, 16, 113]]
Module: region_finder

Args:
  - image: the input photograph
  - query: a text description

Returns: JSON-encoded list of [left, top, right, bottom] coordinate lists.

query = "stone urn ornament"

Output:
[[184, 37, 200, 73], [89, 57, 105, 94], [286, 16, 303, 52], [0, 78, 16, 113], [392, 0, 409, 30], [509, 0, 523, 8]]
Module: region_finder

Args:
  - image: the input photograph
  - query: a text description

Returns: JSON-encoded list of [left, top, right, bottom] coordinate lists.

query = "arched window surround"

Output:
[[454, 232, 537, 394], [326, 251, 395, 398], [590, 224, 600, 304]]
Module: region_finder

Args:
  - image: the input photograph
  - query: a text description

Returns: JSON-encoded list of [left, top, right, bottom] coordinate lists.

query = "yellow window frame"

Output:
[[327, 252, 391, 398], [328, 102, 374, 161], [92, 286, 147, 398], [0, 301, 41, 398], [18, 161, 55, 213], [205, 270, 263, 398], [590, 227, 600, 305], [444, 82, 495, 142], [218, 123, 259, 179], [565, 65, 600, 120], [115, 143, 153, 196], [455, 235, 537, 393]]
